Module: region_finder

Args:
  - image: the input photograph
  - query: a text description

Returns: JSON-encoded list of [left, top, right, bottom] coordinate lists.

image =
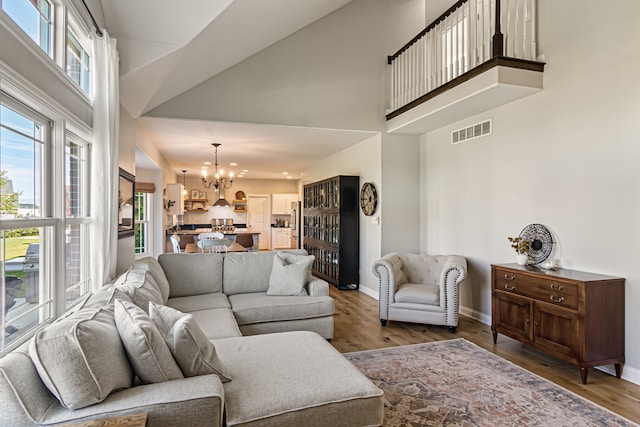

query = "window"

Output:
[[1, 98, 53, 351], [134, 192, 151, 256], [0, 94, 92, 354], [66, 29, 90, 94], [1, 0, 53, 56], [65, 138, 90, 306]]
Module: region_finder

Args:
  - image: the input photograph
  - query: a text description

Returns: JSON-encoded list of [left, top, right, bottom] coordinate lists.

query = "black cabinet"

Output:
[[303, 176, 359, 290]]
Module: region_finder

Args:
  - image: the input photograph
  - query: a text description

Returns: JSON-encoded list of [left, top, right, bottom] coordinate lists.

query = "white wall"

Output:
[[146, 0, 427, 285], [420, 0, 640, 380], [302, 134, 382, 293]]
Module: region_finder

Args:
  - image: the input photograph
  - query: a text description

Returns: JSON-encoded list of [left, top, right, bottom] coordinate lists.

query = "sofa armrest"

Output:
[[307, 277, 329, 297], [372, 253, 404, 321], [42, 375, 225, 427]]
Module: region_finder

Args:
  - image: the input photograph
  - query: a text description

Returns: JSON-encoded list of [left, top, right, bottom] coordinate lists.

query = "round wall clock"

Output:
[[360, 182, 378, 216]]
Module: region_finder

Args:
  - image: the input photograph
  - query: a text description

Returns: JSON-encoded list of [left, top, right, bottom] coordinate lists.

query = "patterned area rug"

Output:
[[344, 338, 637, 427]]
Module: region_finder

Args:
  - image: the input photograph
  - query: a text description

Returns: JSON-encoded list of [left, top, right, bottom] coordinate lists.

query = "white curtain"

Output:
[[90, 31, 119, 289]]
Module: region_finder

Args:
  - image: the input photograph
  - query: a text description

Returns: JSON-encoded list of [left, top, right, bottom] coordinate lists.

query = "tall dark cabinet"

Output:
[[303, 175, 359, 290]]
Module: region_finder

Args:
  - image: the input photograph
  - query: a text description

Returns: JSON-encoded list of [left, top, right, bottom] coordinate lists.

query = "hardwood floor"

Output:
[[329, 286, 640, 423]]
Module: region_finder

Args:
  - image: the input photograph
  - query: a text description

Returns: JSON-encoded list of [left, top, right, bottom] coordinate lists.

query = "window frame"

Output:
[[0, 0, 54, 57], [0, 59, 93, 355], [134, 191, 152, 258]]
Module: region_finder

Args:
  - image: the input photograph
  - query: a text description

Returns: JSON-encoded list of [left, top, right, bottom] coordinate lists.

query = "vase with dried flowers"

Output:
[[508, 236, 531, 265]]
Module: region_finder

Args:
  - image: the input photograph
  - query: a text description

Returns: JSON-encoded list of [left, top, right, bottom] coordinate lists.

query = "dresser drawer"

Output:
[[495, 268, 578, 309]]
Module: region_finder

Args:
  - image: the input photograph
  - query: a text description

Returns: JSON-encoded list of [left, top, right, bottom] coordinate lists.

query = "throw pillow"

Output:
[[114, 300, 184, 384], [132, 257, 171, 303], [149, 302, 231, 382], [29, 308, 134, 410], [267, 253, 313, 296], [114, 269, 163, 313], [77, 286, 131, 312]]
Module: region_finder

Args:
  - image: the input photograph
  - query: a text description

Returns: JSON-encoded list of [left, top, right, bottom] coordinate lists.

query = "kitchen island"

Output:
[[166, 228, 260, 252]]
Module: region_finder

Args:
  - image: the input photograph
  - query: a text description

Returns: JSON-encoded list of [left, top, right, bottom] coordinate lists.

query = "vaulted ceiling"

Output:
[[86, 0, 376, 179]]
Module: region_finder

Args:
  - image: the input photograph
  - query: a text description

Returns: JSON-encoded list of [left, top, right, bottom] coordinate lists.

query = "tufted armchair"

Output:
[[373, 253, 467, 333]]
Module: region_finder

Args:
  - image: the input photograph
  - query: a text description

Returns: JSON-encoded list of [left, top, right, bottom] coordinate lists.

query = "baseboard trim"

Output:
[[459, 306, 491, 326], [358, 285, 379, 300]]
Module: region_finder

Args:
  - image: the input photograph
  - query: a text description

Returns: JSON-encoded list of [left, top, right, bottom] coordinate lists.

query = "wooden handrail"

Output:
[[388, 0, 468, 64]]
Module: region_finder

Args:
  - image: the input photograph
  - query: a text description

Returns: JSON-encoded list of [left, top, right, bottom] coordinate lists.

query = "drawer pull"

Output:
[[504, 274, 516, 281], [534, 321, 539, 327], [550, 295, 565, 303], [550, 283, 564, 291], [504, 284, 516, 291], [524, 319, 530, 324]]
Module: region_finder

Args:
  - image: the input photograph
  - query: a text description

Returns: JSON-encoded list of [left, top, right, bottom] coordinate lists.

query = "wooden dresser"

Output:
[[491, 263, 625, 384]]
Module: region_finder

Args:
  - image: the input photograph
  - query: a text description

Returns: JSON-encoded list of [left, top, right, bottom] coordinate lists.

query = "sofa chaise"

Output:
[[0, 250, 384, 426]]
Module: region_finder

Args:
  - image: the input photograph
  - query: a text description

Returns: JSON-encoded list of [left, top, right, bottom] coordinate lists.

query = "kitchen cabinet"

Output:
[[271, 228, 292, 249], [165, 183, 184, 215], [491, 264, 625, 384], [272, 193, 298, 215], [303, 175, 359, 290]]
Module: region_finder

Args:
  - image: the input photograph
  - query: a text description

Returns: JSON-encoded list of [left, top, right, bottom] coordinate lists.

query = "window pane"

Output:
[[65, 223, 89, 307], [1, 227, 50, 352], [1, 0, 52, 55], [65, 141, 84, 217], [1, 104, 44, 218], [66, 31, 91, 94], [134, 192, 147, 254]]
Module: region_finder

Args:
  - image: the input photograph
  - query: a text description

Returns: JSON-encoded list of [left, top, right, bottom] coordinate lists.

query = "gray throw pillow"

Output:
[[132, 257, 171, 303], [267, 253, 313, 296], [114, 300, 183, 384], [114, 269, 163, 313], [149, 302, 231, 382], [29, 308, 134, 409]]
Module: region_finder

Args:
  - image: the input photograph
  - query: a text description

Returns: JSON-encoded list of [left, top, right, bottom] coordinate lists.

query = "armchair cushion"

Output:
[[394, 283, 439, 305]]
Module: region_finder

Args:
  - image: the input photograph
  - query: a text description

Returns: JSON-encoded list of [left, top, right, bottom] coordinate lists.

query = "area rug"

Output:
[[344, 338, 637, 427]]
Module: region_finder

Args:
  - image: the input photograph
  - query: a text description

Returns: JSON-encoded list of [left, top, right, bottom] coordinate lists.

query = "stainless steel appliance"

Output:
[[290, 201, 302, 249]]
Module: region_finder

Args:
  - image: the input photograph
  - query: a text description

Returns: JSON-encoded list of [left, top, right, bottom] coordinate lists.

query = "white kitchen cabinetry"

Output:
[[271, 228, 292, 249], [166, 183, 185, 215], [272, 193, 298, 215]]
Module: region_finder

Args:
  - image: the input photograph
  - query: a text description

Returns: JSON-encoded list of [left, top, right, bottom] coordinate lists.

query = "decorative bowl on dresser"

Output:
[[491, 263, 625, 384]]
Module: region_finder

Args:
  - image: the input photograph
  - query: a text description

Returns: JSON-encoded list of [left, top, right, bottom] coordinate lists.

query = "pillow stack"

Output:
[[29, 257, 230, 411]]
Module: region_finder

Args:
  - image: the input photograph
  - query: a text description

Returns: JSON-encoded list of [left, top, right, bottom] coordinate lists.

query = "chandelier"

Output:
[[201, 143, 234, 207]]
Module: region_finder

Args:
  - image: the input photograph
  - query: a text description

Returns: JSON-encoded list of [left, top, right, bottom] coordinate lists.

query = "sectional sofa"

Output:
[[0, 250, 384, 426]]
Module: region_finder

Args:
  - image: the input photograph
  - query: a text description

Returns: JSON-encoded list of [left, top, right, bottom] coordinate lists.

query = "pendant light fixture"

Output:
[[201, 143, 233, 207]]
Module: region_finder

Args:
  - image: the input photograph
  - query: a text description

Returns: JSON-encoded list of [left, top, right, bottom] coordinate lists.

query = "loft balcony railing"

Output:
[[387, 0, 542, 120]]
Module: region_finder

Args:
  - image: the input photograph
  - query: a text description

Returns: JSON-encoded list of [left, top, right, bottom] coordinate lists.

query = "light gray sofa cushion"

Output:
[[114, 300, 184, 384], [133, 257, 171, 303], [159, 253, 224, 297], [214, 331, 384, 427], [223, 250, 308, 295], [267, 253, 313, 296], [29, 308, 134, 410], [228, 293, 334, 325], [167, 292, 231, 313], [114, 269, 164, 314], [150, 303, 231, 382], [189, 308, 243, 340]]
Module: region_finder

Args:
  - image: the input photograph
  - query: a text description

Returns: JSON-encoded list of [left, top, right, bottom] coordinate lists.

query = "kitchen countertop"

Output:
[[168, 228, 260, 235]]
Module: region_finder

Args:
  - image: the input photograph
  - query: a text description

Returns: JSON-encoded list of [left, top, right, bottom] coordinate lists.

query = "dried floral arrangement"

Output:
[[508, 236, 531, 254]]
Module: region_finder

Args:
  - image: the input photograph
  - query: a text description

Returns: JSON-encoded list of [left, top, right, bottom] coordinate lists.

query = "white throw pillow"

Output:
[[114, 300, 184, 384], [267, 253, 314, 296], [149, 302, 231, 382], [114, 269, 163, 313], [29, 308, 134, 410]]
